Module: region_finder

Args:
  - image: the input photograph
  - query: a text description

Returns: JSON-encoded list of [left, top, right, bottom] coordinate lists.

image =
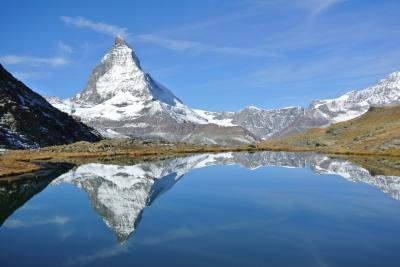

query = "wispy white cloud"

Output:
[[63, 219, 281, 266], [0, 43, 71, 81], [11, 71, 47, 80], [0, 55, 69, 66], [60, 228, 76, 240], [136, 34, 278, 57], [131, 1, 345, 57], [137, 34, 199, 50], [153, 8, 266, 36], [249, 0, 347, 17], [137, 220, 276, 246], [300, 0, 347, 17], [58, 41, 73, 54], [59, 16, 276, 57], [60, 16, 129, 37], [64, 244, 130, 266], [249, 46, 400, 93], [3, 216, 70, 228]]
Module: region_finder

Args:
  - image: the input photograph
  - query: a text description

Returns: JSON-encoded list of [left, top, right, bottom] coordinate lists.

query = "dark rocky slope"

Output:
[[0, 64, 101, 149]]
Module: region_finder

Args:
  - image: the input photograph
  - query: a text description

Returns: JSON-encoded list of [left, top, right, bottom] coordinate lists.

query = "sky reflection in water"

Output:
[[1, 152, 400, 267]]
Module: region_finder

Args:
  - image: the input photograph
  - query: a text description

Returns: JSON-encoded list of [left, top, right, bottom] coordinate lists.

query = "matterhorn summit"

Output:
[[49, 37, 257, 144], [74, 35, 181, 107]]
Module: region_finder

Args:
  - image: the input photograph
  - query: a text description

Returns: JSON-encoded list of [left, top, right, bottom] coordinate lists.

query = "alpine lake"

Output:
[[1, 151, 400, 267]]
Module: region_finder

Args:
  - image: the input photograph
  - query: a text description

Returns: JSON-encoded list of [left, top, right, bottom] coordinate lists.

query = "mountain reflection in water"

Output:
[[40, 152, 400, 242]]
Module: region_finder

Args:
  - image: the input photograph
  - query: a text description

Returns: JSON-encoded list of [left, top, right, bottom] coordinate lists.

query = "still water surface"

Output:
[[1, 152, 400, 267]]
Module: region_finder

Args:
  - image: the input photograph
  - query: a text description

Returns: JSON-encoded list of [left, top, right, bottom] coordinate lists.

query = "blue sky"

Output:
[[1, 0, 400, 111]]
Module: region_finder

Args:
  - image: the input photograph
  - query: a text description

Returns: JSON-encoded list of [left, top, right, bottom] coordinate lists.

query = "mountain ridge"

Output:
[[273, 71, 400, 137], [47, 36, 400, 142]]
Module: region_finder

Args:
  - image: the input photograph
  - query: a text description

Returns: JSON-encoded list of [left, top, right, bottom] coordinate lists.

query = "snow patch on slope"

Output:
[[192, 109, 235, 126]]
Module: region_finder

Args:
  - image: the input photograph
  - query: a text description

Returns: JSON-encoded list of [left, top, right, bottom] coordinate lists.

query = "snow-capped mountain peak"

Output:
[[47, 36, 400, 142], [58, 36, 199, 115], [114, 35, 128, 47], [48, 37, 259, 143], [73, 36, 156, 105]]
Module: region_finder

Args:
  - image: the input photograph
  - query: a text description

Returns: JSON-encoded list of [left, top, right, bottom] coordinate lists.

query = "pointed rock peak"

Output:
[[114, 35, 128, 47]]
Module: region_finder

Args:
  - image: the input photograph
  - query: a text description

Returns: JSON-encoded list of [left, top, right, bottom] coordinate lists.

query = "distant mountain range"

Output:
[[1, 36, 399, 148], [193, 71, 400, 138], [275, 71, 400, 137], [48, 36, 400, 144], [0, 64, 101, 149]]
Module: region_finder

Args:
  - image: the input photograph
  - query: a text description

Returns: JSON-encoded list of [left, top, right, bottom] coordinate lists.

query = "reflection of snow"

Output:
[[52, 154, 231, 242], [52, 152, 400, 242]]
